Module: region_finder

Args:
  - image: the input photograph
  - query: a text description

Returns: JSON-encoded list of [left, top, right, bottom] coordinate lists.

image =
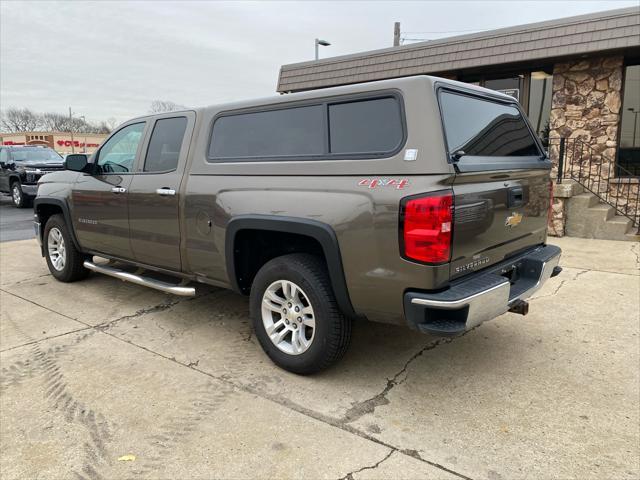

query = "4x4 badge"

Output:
[[505, 212, 523, 228], [358, 178, 409, 189]]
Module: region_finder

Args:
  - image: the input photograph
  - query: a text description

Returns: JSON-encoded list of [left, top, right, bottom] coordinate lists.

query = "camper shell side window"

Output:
[[207, 92, 407, 162]]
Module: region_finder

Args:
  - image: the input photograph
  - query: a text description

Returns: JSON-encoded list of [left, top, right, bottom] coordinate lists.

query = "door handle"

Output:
[[111, 186, 127, 194], [508, 187, 524, 208], [156, 188, 176, 196]]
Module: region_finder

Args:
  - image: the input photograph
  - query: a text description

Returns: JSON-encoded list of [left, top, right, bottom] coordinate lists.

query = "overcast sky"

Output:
[[1, 0, 637, 124]]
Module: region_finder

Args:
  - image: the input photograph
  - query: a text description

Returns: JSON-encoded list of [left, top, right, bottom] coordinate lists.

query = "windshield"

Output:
[[439, 91, 540, 158], [10, 148, 63, 163]]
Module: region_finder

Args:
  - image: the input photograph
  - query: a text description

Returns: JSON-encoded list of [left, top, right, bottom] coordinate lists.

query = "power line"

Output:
[[402, 27, 498, 34], [399, 26, 503, 44]]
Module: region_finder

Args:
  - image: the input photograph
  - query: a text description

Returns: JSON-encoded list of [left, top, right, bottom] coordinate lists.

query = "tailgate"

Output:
[[436, 86, 552, 280], [450, 169, 550, 279]]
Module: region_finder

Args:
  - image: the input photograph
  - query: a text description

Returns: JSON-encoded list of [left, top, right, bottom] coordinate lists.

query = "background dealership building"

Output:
[[0, 131, 107, 155], [279, 7, 640, 238]]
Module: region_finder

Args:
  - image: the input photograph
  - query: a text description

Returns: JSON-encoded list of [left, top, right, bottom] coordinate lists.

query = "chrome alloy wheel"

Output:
[[261, 280, 316, 355], [47, 227, 66, 271], [11, 184, 21, 206]]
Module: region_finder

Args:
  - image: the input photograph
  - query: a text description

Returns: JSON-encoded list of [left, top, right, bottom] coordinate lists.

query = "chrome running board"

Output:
[[83, 261, 196, 297]]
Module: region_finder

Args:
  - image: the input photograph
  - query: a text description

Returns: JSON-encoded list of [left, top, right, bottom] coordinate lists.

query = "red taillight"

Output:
[[401, 191, 453, 264]]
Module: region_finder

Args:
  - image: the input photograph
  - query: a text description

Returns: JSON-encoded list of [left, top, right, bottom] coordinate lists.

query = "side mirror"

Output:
[[64, 154, 89, 172]]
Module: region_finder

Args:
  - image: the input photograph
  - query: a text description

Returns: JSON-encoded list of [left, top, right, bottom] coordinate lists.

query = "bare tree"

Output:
[[93, 121, 112, 134], [42, 112, 113, 134], [149, 100, 187, 114], [105, 117, 119, 131], [1, 108, 42, 132], [41, 112, 69, 132], [1, 108, 115, 134]]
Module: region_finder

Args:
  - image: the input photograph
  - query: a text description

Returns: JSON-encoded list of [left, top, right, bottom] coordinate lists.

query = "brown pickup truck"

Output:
[[34, 76, 561, 374]]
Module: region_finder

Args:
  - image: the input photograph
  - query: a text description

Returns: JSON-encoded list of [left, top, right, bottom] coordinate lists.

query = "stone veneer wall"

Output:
[[547, 55, 624, 236]]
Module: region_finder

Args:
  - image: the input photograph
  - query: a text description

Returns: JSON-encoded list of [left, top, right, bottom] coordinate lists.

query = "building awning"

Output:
[[277, 7, 640, 93]]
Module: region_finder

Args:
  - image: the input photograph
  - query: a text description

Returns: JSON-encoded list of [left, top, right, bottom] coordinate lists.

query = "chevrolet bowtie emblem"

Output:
[[505, 212, 523, 227]]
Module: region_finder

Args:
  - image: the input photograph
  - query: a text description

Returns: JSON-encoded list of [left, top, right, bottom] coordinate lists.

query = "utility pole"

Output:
[[78, 115, 87, 153], [68, 107, 75, 154], [393, 22, 401, 47]]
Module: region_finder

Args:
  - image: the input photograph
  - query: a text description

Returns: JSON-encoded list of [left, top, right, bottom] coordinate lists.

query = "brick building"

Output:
[[277, 7, 640, 237]]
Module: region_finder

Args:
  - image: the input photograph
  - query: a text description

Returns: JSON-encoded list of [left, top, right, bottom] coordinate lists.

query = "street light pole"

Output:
[[315, 38, 331, 60], [67, 109, 88, 154]]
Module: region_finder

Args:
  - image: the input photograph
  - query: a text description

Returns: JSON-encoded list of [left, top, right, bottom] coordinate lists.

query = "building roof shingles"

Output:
[[277, 7, 640, 92]]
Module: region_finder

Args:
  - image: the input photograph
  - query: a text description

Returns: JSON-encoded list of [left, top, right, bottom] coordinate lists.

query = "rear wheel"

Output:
[[44, 214, 90, 282], [250, 253, 351, 374]]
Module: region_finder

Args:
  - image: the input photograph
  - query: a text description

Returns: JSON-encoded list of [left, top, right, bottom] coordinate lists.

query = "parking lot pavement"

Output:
[[0, 195, 35, 243], [0, 237, 638, 479]]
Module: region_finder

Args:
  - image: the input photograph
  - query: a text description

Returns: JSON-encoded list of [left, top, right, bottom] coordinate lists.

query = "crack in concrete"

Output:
[[99, 290, 217, 340], [337, 449, 394, 480], [4, 242, 637, 479], [0, 287, 83, 324], [340, 330, 477, 425], [7, 273, 51, 286], [530, 269, 588, 302], [94, 327, 474, 480], [631, 243, 640, 268], [95, 297, 184, 331], [242, 325, 254, 343], [0, 288, 189, 354], [0, 326, 93, 354], [1, 286, 476, 478]]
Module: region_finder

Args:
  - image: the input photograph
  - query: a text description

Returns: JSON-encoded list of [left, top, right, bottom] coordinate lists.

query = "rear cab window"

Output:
[[438, 89, 545, 171], [207, 94, 405, 162], [144, 117, 188, 172]]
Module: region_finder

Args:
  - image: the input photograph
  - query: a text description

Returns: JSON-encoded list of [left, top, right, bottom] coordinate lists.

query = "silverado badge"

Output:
[[505, 212, 523, 228]]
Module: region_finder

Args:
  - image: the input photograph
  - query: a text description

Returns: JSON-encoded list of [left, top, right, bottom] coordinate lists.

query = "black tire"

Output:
[[43, 214, 90, 282], [10, 181, 31, 208], [250, 253, 351, 375]]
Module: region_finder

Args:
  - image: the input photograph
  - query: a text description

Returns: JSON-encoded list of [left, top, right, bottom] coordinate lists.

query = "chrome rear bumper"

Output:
[[404, 244, 561, 336]]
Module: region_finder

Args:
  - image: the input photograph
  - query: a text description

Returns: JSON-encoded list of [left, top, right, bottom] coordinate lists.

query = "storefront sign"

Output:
[[56, 140, 100, 148]]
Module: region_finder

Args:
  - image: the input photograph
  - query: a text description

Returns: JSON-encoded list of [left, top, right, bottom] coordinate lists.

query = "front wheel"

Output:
[[250, 253, 351, 375], [44, 214, 90, 282], [11, 182, 30, 208]]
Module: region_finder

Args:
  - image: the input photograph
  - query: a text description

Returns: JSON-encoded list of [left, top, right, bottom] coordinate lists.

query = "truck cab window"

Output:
[[97, 122, 145, 173], [144, 117, 188, 172]]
